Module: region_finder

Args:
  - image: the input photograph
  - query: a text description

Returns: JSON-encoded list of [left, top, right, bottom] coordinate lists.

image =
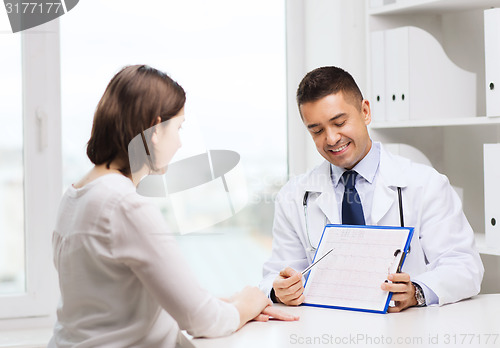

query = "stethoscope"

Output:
[[303, 186, 405, 252]]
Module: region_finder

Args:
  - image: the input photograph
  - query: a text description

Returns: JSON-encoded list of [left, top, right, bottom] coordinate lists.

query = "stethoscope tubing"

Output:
[[303, 186, 404, 252]]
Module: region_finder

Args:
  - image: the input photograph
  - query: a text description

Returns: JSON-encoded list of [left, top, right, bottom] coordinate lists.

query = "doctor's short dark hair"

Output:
[[296, 66, 364, 111], [86, 64, 186, 175]]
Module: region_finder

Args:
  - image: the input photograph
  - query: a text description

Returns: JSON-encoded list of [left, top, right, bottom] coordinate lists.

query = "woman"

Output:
[[48, 65, 297, 347]]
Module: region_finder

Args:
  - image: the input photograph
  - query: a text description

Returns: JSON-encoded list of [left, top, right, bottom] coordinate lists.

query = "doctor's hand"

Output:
[[381, 273, 418, 312], [272, 267, 305, 306]]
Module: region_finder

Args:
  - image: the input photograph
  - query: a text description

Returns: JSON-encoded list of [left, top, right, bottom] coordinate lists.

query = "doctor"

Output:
[[260, 66, 484, 312]]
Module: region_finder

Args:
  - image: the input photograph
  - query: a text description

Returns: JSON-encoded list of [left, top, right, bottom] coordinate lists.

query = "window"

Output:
[[0, 15, 61, 319], [0, 0, 286, 323], [0, 21, 24, 296], [60, 0, 286, 296]]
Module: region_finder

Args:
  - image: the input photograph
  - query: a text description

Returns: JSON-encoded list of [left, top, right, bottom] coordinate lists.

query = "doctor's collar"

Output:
[[330, 141, 381, 187]]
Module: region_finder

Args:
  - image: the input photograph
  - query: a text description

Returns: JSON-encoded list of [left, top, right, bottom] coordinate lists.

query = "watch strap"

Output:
[[412, 282, 426, 307], [270, 288, 278, 303]]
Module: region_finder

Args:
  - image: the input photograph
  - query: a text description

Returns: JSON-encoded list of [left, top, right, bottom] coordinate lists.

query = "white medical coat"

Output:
[[260, 144, 484, 306]]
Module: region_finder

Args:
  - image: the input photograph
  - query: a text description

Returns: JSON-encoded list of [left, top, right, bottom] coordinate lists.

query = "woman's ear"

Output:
[[150, 116, 162, 145]]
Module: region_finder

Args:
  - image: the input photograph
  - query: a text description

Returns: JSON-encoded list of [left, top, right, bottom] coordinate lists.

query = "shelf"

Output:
[[0, 328, 51, 348], [475, 233, 500, 256], [369, 0, 500, 16], [370, 116, 500, 129]]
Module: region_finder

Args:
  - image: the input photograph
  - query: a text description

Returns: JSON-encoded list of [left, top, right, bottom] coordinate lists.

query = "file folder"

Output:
[[380, 26, 476, 121], [385, 27, 409, 121], [484, 8, 500, 117], [370, 30, 386, 122], [484, 144, 500, 247], [369, 0, 385, 8], [303, 224, 414, 314]]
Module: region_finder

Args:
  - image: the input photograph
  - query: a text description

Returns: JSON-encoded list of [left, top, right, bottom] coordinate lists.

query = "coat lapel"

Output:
[[304, 161, 340, 225], [315, 189, 339, 225], [370, 145, 408, 224]]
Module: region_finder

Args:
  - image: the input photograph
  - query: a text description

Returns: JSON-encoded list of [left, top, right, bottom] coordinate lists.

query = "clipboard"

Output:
[[303, 224, 414, 314]]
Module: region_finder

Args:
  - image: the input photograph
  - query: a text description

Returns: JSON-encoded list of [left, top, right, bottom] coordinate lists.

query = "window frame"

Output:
[[0, 19, 61, 321]]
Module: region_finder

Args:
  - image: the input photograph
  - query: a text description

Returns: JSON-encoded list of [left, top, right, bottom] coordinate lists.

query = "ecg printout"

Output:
[[303, 225, 413, 313]]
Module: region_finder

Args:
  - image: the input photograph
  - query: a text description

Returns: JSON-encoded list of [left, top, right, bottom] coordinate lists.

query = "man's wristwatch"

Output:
[[412, 282, 426, 307], [270, 288, 279, 303]]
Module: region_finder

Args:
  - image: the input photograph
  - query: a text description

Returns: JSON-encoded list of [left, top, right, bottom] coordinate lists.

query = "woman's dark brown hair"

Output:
[[86, 65, 186, 175]]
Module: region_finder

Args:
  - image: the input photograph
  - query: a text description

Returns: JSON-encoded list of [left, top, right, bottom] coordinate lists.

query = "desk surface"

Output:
[[189, 294, 500, 348]]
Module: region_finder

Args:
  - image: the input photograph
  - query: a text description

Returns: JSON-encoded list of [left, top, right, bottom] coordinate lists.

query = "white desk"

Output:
[[189, 294, 500, 348]]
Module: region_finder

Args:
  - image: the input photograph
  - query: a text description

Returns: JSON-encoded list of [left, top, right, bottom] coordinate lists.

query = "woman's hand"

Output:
[[252, 305, 300, 322], [227, 286, 299, 330]]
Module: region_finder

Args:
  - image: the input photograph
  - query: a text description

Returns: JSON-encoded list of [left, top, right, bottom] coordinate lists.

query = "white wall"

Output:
[[286, 0, 367, 175]]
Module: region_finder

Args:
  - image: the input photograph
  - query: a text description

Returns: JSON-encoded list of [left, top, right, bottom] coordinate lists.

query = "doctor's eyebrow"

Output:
[[307, 113, 347, 129]]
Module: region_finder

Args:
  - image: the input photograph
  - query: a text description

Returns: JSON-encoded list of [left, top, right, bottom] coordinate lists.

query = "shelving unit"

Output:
[[366, 0, 500, 256], [369, 0, 500, 16], [476, 233, 500, 256], [371, 116, 500, 129]]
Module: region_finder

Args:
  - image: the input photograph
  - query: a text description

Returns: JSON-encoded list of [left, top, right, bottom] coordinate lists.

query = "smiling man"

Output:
[[259, 66, 484, 312]]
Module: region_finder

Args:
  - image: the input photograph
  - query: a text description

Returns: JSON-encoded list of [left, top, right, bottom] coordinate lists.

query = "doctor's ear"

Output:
[[362, 100, 372, 125]]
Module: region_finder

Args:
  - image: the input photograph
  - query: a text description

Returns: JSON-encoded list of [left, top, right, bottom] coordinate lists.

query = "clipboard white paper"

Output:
[[303, 224, 414, 314]]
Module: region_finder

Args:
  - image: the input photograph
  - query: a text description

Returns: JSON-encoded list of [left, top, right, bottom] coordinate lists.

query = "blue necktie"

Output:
[[342, 170, 365, 225]]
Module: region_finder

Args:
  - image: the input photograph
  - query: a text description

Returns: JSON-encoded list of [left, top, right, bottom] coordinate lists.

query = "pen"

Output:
[[301, 248, 334, 275], [396, 251, 405, 273]]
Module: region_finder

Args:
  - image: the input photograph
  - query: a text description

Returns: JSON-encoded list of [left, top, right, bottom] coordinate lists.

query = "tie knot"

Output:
[[342, 170, 358, 190]]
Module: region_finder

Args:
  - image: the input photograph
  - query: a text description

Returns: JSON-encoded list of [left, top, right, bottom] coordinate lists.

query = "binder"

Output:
[[369, 0, 385, 8], [381, 26, 476, 121], [370, 30, 386, 122], [385, 27, 409, 121], [484, 144, 500, 247], [484, 8, 500, 117], [303, 224, 414, 314]]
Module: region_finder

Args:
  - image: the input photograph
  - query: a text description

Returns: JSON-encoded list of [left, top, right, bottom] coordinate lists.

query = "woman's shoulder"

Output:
[[98, 174, 154, 211], [97, 175, 161, 219], [65, 173, 143, 215], [78, 173, 136, 199], [60, 173, 165, 242]]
